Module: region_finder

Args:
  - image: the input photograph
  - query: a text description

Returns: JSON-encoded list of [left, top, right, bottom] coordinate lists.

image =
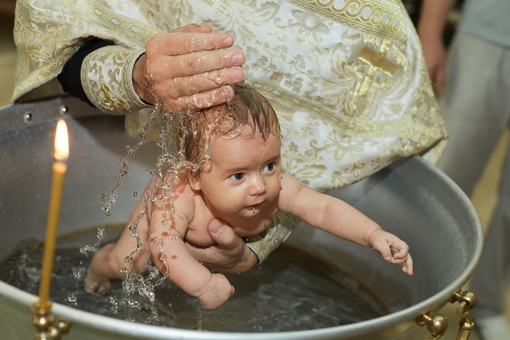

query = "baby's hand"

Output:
[[196, 273, 235, 310], [84, 268, 112, 295], [368, 229, 414, 276]]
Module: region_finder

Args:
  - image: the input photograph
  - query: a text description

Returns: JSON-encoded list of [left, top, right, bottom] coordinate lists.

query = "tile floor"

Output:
[[1, 15, 510, 340]]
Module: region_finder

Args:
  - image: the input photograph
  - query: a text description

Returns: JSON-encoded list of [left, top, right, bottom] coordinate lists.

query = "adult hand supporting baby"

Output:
[[186, 219, 258, 274], [133, 24, 246, 112]]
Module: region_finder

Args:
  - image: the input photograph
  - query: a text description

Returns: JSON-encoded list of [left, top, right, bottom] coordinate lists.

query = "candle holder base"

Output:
[[31, 301, 71, 340]]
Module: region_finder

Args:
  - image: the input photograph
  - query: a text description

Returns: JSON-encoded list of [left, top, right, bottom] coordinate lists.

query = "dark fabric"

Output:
[[57, 39, 114, 105]]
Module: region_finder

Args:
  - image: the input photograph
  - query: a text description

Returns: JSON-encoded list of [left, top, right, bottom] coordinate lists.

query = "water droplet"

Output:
[[73, 267, 85, 280], [109, 296, 118, 306], [66, 291, 77, 303]]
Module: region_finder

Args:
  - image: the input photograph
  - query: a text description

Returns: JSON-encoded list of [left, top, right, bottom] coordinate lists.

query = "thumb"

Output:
[[368, 230, 392, 262], [208, 219, 238, 249], [371, 238, 393, 263]]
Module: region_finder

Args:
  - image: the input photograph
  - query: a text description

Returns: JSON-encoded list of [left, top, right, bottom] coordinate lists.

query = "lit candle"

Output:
[[38, 119, 69, 309]]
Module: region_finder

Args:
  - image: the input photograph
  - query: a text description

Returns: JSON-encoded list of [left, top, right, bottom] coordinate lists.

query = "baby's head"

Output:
[[183, 83, 280, 172]]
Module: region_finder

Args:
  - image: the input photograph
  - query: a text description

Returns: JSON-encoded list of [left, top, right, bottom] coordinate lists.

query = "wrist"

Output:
[[242, 244, 259, 268], [132, 53, 155, 105], [365, 227, 384, 248]]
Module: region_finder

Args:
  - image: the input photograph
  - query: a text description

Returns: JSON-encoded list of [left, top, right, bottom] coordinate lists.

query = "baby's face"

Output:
[[196, 123, 281, 225]]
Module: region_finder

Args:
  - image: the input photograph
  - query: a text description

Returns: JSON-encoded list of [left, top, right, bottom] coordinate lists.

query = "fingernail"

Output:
[[231, 51, 245, 65], [229, 68, 243, 82], [210, 220, 225, 234], [223, 36, 234, 47]]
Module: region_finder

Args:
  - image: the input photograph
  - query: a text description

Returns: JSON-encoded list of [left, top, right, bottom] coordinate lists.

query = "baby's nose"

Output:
[[249, 175, 266, 195]]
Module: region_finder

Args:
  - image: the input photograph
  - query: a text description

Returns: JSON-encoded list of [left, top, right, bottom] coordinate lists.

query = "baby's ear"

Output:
[[187, 170, 201, 190]]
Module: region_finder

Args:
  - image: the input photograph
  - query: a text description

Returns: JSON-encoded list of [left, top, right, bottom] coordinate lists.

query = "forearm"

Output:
[[417, 0, 457, 41], [152, 236, 214, 297], [315, 195, 382, 248], [286, 181, 381, 248]]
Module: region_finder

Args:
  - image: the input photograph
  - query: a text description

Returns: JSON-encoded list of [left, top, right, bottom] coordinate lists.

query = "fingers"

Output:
[[402, 253, 414, 276], [388, 244, 413, 276], [161, 85, 234, 112], [197, 273, 234, 310], [148, 51, 245, 91], [173, 49, 245, 78], [153, 67, 243, 112], [145, 33, 245, 81], [208, 218, 241, 250], [136, 24, 247, 113], [146, 31, 237, 58], [369, 230, 413, 276], [142, 30, 246, 112], [173, 24, 213, 34], [165, 66, 244, 97]]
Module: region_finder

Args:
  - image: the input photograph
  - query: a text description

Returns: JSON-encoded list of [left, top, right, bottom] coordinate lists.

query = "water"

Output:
[[0, 85, 386, 332], [0, 226, 388, 332]]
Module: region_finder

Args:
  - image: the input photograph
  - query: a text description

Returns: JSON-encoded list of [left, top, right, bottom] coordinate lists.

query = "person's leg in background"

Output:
[[438, 33, 510, 339], [470, 132, 510, 339], [437, 33, 510, 196]]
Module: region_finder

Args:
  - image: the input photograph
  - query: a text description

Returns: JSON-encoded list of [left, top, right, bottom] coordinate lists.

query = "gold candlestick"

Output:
[[32, 119, 71, 339], [38, 119, 69, 308]]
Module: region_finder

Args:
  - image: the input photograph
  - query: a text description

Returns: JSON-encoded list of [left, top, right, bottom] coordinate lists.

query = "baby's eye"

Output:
[[263, 163, 275, 173], [229, 173, 244, 181]]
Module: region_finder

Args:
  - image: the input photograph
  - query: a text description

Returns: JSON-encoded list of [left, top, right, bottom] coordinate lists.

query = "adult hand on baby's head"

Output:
[[185, 219, 258, 274], [133, 24, 245, 113], [368, 229, 414, 276]]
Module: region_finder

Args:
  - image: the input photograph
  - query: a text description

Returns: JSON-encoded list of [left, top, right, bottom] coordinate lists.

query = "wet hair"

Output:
[[182, 83, 280, 171]]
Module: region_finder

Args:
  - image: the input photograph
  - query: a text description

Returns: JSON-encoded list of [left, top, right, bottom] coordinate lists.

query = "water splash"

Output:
[[92, 76, 243, 323]]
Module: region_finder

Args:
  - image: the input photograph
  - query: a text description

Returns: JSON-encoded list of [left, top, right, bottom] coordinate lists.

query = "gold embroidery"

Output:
[[99, 82, 128, 111], [245, 76, 442, 143], [287, 0, 407, 42], [269, 72, 284, 83], [357, 44, 398, 97]]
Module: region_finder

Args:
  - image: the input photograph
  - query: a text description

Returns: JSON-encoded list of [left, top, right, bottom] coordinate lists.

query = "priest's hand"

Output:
[[186, 219, 258, 274], [133, 24, 245, 112]]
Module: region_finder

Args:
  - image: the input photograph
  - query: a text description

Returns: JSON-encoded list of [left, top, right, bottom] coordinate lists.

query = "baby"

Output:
[[85, 83, 413, 310]]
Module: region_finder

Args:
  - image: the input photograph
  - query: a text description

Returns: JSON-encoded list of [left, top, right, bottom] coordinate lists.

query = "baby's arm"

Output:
[[278, 174, 413, 275], [148, 182, 234, 309]]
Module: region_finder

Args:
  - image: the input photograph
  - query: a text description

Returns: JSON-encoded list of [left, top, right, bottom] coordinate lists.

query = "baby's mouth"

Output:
[[246, 201, 263, 210]]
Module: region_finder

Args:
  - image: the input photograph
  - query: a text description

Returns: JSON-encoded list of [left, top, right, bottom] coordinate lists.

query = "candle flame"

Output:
[[54, 120, 69, 161]]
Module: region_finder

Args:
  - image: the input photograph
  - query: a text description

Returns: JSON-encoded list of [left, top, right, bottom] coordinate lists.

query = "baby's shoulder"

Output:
[[167, 176, 196, 211]]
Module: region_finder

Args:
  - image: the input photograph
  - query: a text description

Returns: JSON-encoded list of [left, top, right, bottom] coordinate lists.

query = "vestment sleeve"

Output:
[[245, 213, 298, 263], [58, 39, 113, 106], [80, 45, 151, 114]]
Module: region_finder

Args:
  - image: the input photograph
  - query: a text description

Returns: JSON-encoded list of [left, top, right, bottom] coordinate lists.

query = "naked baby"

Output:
[[85, 83, 413, 310]]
